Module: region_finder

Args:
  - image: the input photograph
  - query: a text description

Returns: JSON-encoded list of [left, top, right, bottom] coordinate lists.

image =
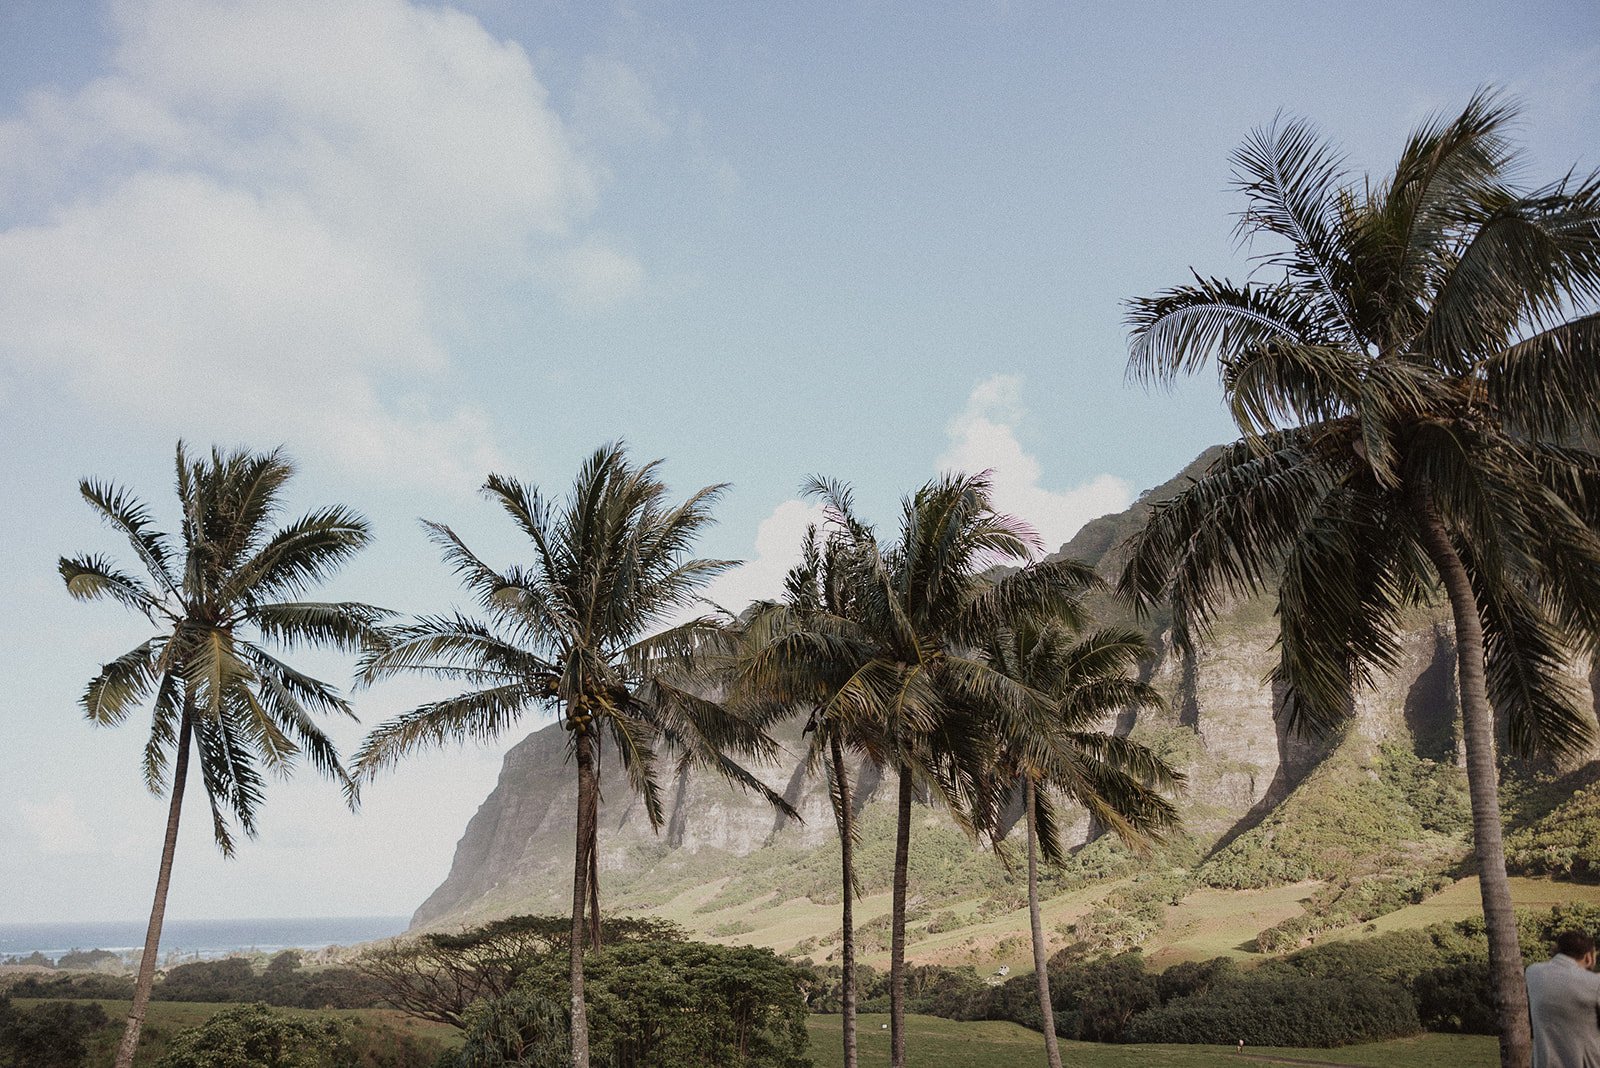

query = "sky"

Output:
[[1, 0, 1596, 925]]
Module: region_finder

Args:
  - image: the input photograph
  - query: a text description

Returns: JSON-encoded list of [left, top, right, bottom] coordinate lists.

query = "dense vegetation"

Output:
[[795, 904, 1600, 1050], [455, 941, 812, 1068], [0, 994, 108, 1068], [1, 952, 385, 1012]]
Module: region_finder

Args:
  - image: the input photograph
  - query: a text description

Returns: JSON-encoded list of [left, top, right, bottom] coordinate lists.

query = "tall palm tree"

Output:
[[353, 444, 794, 1068], [976, 619, 1180, 1068], [735, 524, 883, 1068], [60, 444, 378, 1068], [1119, 93, 1600, 1068], [795, 473, 1098, 1068]]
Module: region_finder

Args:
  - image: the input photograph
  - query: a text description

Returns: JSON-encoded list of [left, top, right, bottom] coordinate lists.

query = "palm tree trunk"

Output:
[[112, 701, 193, 1068], [890, 766, 913, 1068], [570, 728, 597, 1068], [587, 839, 601, 949], [586, 759, 602, 950], [830, 736, 859, 1068], [1026, 780, 1063, 1068], [1413, 489, 1530, 1068]]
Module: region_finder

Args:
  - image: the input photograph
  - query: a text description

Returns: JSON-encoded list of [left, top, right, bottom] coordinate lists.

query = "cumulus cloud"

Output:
[[571, 55, 672, 146], [19, 795, 98, 856], [0, 0, 638, 485], [703, 499, 827, 614], [938, 375, 1132, 556]]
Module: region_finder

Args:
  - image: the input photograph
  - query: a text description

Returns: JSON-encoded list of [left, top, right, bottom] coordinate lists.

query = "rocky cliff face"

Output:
[[411, 449, 1595, 933], [411, 717, 886, 928]]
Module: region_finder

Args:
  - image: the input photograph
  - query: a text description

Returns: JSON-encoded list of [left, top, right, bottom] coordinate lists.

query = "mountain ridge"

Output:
[[409, 447, 1600, 969]]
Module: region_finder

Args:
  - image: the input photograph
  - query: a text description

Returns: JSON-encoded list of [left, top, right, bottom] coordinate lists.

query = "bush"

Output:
[[454, 988, 570, 1068], [0, 995, 108, 1068], [1124, 970, 1421, 1047], [1, 972, 134, 1000], [1413, 960, 1496, 1034], [1048, 952, 1160, 1041], [985, 952, 1158, 1042], [471, 941, 811, 1068], [154, 1003, 353, 1068]]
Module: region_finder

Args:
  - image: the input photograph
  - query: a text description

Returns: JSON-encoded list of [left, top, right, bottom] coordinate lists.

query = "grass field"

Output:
[[1369, 877, 1600, 934], [804, 1014, 1499, 1068]]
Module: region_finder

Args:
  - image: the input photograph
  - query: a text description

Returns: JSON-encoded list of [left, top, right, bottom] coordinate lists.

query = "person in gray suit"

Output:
[[1526, 930, 1600, 1068]]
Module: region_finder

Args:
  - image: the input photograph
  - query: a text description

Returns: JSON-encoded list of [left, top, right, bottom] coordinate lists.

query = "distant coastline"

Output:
[[0, 916, 409, 962]]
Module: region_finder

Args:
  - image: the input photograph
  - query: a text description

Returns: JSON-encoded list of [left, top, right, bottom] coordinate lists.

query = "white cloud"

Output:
[[938, 374, 1132, 556], [704, 499, 827, 614], [0, 0, 638, 485], [19, 795, 98, 856], [571, 56, 672, 146], [543, 236, 646, 312]]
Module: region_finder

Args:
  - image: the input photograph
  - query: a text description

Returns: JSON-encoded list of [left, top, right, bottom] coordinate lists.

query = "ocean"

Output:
[[0, 916, 410, 962]]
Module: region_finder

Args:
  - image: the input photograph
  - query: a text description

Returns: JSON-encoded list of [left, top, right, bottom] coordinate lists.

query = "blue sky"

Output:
[[1, 0, 1595, 924]]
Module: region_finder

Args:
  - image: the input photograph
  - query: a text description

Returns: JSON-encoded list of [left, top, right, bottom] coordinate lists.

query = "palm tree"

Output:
[[353, 444, 794, 1068], [795, 473, 1098, 1068], [60, 444, 378, 1068], [1120, 92, 1600, 1068], [735, 524, 883, 1068], [976, 619, 1180, 1068]]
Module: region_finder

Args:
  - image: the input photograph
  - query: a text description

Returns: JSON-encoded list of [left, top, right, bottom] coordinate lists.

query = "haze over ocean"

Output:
[[0, 916, 408, 961]]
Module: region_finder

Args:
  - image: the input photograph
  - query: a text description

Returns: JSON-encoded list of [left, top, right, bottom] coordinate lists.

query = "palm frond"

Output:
[[354, 683, 547, 777], [59, 554, 164, 618], [77, 478, 181, 597], [82, 639, 165, 726]]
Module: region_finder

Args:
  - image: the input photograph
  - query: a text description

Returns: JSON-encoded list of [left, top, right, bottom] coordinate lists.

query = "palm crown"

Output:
[[354, 442, 791, 826], [977, 619, 1180, 860], [1122, 91, 1600, 754], [60, 443, 379, 851]]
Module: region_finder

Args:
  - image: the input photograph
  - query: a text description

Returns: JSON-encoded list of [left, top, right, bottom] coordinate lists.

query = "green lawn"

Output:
[[804, 1014, 1499, 1068]]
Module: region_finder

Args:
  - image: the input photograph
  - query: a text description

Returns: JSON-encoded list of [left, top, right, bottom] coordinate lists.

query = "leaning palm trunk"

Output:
[[1413, 490, 1531, 1066], [1024, 780, 1064, 1068], [889, 767, 913, 1068], [830, 736, 859, 1068], [569, 731, 597, 1068], [113, 707, 193, 1068]]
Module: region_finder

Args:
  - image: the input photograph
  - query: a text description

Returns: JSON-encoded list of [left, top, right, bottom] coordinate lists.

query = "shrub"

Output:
[[154, 1004, 353, 1068], [1, 972, 134, 1000], [1413, 960, 1496, 1034], [476, 941, 811, 1068], [1124, 970, 1421, 1047], [0, 996, 108, 1068], [454, 988, 570, 1068], [986, 952, 1158, 1042], [1047, 952, 1160, 1041]]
